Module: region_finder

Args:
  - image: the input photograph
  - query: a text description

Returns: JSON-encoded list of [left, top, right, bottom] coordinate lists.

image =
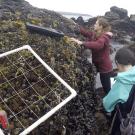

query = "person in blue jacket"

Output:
[[103, 47, 135, 134]]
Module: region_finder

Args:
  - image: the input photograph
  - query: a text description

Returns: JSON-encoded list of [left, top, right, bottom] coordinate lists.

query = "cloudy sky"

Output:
[[26, 0, 134, 16]]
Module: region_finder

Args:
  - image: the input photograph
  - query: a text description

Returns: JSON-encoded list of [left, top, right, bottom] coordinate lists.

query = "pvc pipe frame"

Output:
[[0, 129, 4, 135], [0, 45, 77, 135]]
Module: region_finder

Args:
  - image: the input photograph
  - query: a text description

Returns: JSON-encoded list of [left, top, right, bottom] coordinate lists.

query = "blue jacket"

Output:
[[103, 66, 135, 112]]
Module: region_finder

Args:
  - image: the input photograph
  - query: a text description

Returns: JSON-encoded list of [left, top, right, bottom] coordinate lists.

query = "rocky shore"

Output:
[[0, 0, 135, 135], [74, 6, 135, 45]]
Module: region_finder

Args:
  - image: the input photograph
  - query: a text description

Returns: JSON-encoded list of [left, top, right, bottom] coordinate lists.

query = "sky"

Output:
[[25, 0, 135, 16]]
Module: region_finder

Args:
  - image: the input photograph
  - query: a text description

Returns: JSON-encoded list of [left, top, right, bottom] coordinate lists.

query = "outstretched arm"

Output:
[[70, 38, 83, 45], [82, 36, 106, 50], [70, 35, 108, 50]]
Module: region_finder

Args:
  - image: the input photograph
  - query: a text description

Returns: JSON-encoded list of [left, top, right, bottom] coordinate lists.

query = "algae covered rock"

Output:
[[0, 0, 104, 135]]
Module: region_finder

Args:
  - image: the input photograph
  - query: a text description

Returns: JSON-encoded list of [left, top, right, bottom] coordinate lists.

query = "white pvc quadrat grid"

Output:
[[0, 45, 77, 135]]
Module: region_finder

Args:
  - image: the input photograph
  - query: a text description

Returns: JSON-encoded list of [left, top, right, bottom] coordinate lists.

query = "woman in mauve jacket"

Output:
[[71, 17, 113, 94]]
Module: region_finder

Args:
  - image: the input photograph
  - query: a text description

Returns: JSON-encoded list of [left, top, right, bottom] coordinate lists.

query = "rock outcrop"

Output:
[[75, 6, 135, 45]]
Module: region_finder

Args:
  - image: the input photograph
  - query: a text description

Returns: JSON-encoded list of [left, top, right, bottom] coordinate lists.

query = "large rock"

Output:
[[130, 14, 135, 24], [110, 6, 128, 19], [76, 16, 85, 25], [105, 11, 120, 21], [111, 19, 130, 32]]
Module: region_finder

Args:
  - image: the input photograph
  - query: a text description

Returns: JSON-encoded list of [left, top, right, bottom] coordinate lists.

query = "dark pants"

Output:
[[100, 71, 113, 94]]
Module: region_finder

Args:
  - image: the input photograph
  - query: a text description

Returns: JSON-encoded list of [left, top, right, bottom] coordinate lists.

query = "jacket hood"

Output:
[[103, 32, 113, 40], [116, 66, 135, 85], [105, 32, 113, 37]]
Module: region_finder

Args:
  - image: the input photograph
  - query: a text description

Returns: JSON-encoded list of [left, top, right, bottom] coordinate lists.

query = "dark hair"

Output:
[[115, 47, 135, 66]]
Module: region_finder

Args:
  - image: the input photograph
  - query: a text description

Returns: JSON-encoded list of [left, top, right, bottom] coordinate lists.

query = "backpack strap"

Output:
[[116, 105, 123, 122], [109, 110, 118, 134], [117, 84, 135, 121], [129, 93, 135, 116]]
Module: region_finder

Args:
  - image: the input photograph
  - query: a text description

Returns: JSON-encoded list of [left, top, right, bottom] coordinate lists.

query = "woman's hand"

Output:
[[70, 37, 83, 45]]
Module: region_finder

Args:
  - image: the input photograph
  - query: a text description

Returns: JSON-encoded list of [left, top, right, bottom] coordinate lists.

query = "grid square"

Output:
[[19, 87, 39, 106], [43, 90, 61, 108], [6, 52, 21, 64], [32, 79, 51, 97], [24, 56, 41, 69], [16, 108, 38, 128], [24, 69, 41, 83], [42, 74, 60, 88], [29, 100, 51, 118], [55, 85, 71, 99], [0, 82, 16, 101], [9, 74, 31, 92], [0, 72, 6, 84], [4, 95, 26, 114], [0, 57, 10, 67], [32, 64, 51, 78], [0, 64, 18, 81]]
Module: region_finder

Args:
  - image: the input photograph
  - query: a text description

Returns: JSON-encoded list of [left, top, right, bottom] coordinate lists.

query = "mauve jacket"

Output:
[[80, 27, 113, 73]]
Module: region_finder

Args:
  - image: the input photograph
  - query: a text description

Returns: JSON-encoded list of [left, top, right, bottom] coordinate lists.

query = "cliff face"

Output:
[[0, 0, 102, 135]]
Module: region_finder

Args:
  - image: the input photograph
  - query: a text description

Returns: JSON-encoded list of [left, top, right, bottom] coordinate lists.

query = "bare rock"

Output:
[[105, 11, 120, 21], [110, 6, 128, 19], [130, 14, 135, 24]]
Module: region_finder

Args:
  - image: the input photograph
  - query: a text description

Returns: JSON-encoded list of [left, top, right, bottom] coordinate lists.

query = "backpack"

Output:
[[117, 87, 135, 135]]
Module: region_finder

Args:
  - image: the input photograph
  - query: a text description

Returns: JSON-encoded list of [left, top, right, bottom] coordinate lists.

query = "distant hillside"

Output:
[[58, 11, 92, 16], [58, 11, 92, 20]]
